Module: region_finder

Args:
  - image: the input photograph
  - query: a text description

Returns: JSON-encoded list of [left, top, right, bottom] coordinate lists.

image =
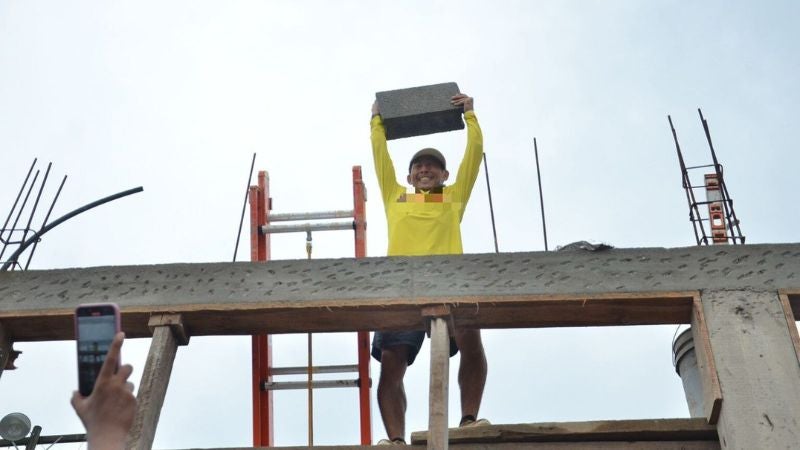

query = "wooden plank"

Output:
[[0, 292, 696, 342], [428, 316, 450, 450], [125, 316, 182, 450], [689, 296, 722, 424], [778, 293, 800, 369], [166, 443, 720, 450], [411, 418, 717, 444], [0, 322, 11, 378], [779, 289, 800, 320]]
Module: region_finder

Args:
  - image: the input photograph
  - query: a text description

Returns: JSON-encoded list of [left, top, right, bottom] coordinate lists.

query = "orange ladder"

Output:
[[248, 167, 371, 446]]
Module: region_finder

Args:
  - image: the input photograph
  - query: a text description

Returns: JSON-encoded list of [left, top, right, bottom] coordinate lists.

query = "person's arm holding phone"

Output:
[[71, 332, 136, 450]]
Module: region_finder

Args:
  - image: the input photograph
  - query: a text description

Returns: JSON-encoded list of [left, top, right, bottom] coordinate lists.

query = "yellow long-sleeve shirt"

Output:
[[370, 111, 484, 256]]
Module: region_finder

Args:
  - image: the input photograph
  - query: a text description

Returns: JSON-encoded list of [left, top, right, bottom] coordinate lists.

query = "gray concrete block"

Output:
[[376, 82, 465, 140]]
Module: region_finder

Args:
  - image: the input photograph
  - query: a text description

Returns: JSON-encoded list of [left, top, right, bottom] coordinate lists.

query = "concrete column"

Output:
[[701, 290, 800, 449]]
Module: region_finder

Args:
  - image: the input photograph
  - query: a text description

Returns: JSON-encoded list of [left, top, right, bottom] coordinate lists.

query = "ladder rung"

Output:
[[262, 379, 359, 391], [271, 364, 359, 376], [260, 220, 353, 234], [269, 210, 354, 222]]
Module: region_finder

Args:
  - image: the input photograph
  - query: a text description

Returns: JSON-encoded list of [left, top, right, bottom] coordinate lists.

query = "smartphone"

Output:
[[75, 303, 121, 396]]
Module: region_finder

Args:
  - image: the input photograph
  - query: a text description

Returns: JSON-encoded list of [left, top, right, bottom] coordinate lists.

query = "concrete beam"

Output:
[[0, 244, 798, 341]]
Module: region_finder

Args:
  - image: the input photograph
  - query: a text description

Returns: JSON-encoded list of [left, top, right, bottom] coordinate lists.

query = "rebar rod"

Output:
[[17, 163, 52, 269], [0, 158, 37, 248], [669, 115, 707, 245], [1, 186, 144, 271], [699, 109, 744, 244], [0, 170, 39, 261], [533, 138, 549, 251], [233, 153, 257, 262], [482, 153, 499, 253], [25, 174, 67, 270]]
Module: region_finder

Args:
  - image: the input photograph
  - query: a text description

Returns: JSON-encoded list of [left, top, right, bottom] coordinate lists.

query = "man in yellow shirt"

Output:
[[370, 93, 488, 445]]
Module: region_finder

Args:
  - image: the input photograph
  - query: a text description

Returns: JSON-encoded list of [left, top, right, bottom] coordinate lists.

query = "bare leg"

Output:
[[454, 329, 487, 419], [377, 346, 410, 441]]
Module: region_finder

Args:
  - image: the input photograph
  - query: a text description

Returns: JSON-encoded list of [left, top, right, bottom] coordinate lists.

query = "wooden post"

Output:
[[126, 314, 189, 450], [423, 305, 452, 450], [700, 290, 800, 449], [689, 296, 722, 424], [0, 322, 11, 379]]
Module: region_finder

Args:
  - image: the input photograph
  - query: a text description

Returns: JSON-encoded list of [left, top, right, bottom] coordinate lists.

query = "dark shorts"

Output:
[[371, 330, 459, 366]]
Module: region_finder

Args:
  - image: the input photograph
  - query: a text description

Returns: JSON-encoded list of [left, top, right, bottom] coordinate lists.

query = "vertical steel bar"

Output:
[[698, 109, 744, 244], [533, 138, 549, 251], [1, 158, 37, 246], [669, 116, 707, 245], [233, 153, 257, 262], [17, 163, 51, 269], [25, 174, 66, 270], [0, 170, 40, 264], [482, 154, 499, 253]]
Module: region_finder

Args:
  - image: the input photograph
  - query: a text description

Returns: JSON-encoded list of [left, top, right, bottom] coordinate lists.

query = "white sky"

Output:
[[1, 0, 798, 448]]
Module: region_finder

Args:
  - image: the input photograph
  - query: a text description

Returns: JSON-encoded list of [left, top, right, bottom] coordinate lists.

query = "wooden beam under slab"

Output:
[[410, 418, 718, 444], [0, 292, 696, 342], [164, 443, 720, 450]]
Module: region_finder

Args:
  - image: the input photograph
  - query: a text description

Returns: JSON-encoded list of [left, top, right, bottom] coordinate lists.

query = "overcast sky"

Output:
[[1, 1, 799, 448]]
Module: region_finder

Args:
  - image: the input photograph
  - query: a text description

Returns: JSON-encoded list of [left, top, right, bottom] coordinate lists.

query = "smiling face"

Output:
[[407, 155, 449, 190]]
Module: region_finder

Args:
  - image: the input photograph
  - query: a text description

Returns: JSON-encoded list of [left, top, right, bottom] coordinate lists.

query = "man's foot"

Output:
[[377, 438, 407, 445], [459, 416, 491, 428]]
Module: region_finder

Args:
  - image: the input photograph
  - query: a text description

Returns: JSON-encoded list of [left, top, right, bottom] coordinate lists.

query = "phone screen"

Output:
[[76, 307, 118, 396]]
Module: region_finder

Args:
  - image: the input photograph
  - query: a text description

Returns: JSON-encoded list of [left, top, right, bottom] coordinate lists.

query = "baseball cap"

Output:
[[408, 148, 446, 172]]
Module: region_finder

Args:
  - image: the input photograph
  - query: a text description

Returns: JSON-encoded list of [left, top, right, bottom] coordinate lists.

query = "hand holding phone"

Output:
[[71, 331, 136, 450], [75, 303, 121, 396]]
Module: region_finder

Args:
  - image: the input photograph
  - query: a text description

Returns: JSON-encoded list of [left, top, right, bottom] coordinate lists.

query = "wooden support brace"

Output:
[[126, 314, 188, 450], [689, 296, 722, 424], [423, 305, 452, 450]]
